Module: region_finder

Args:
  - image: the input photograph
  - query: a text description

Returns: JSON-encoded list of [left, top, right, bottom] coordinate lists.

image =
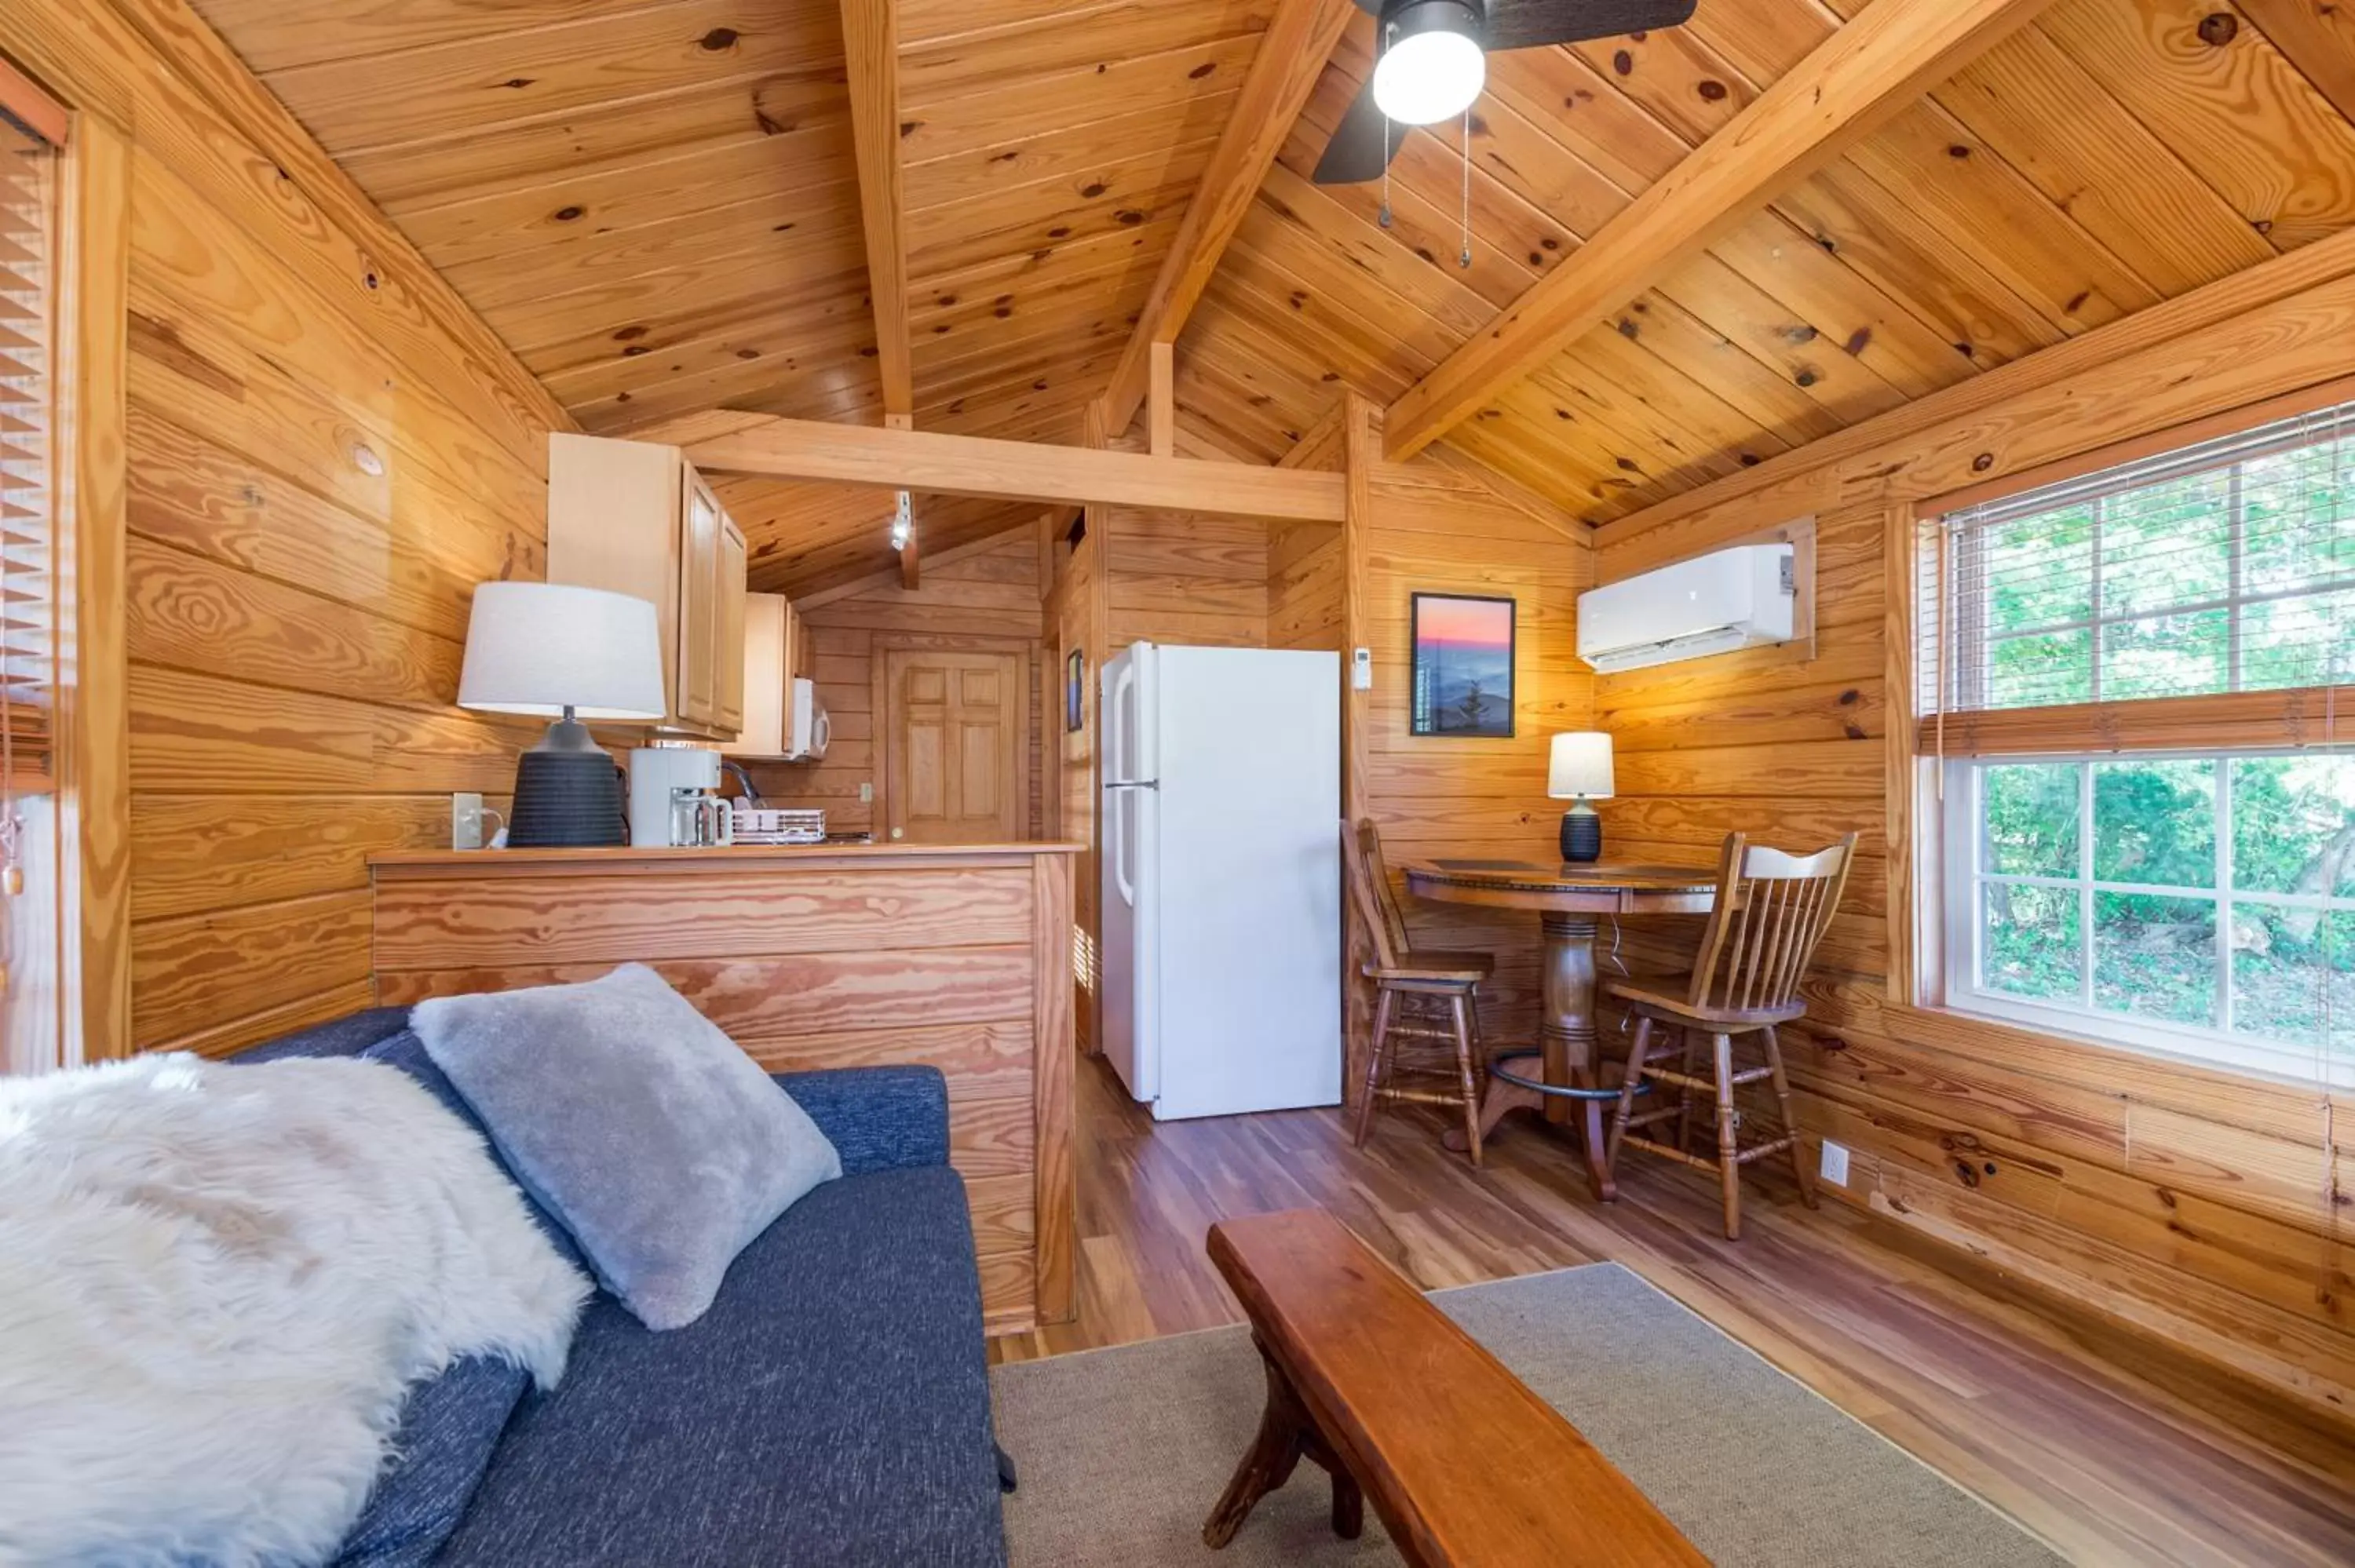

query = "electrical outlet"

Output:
[[859, 782, 874, 804], [1818, 1139, 1851, 1188], [451, 792, 486, 851]]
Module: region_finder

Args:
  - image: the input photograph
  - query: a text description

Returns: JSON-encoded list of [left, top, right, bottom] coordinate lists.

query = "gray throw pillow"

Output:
[[411, 964, 841, 1331]]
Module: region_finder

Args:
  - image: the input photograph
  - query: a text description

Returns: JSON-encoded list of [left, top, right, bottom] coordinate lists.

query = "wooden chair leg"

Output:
[[1762, 1024, 1816, 1209], [1353, 987, 1394, 1149], [1448, 990, 1483, 1169], [1711, 1032, 1741, 1240], [1605, 1016, 1654, 1169], [1674, 1026, 1697, 1157]]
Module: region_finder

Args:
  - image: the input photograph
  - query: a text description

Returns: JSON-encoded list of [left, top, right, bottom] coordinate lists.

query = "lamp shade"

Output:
[[1547, 731, 1614, 800], [458, 582, 666, 720]]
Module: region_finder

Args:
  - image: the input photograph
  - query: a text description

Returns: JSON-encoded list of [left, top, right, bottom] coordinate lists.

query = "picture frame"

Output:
[[1409, 593, 1516, 738], [1065, 648, 1086, 733]]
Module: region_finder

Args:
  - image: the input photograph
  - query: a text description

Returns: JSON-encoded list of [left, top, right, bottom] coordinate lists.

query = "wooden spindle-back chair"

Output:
[[1342, 819, 1495, 1165], [1602, 831, 1857, 1238]]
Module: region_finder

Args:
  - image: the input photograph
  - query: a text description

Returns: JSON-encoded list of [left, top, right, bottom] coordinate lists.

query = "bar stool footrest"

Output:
[[1489, 1054, 1648, 1103]]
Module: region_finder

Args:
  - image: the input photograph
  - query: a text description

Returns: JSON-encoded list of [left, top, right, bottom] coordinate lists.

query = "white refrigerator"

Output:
[[1100, 641, 1342, 1120]]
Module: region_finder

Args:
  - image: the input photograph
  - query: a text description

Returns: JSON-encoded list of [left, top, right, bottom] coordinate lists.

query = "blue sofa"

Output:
[[240, 1009, 1010, 1567]]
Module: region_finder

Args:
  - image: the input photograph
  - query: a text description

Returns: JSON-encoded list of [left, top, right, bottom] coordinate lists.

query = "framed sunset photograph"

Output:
[[1409, 593, 1516, 738]]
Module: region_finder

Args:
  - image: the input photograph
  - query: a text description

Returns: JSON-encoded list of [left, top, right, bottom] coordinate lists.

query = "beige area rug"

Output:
[[991, 1263, 2064, 1567]]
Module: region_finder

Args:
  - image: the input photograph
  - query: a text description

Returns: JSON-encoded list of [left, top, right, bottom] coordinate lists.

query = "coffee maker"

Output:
[[627, 745, 729, 848]]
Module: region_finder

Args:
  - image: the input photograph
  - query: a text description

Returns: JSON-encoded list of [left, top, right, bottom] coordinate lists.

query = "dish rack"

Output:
[[728, 806, 827, 845]]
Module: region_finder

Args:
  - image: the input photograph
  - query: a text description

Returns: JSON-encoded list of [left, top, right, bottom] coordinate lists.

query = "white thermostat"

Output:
[[1351, 647, 1373, 691]]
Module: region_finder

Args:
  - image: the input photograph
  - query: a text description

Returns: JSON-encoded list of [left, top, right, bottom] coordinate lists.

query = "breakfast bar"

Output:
[[367, 843, 1080, 1333]]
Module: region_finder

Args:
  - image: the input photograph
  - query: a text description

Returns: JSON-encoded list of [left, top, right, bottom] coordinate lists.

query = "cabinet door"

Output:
[[677, 473, 722, 728], [714, 514, 748, 733]]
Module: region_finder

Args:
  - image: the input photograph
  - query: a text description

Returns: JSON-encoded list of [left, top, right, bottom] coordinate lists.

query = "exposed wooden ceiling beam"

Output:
[[1094, 0, 1356, 439], [842, 0, 913, 418], [1380, 0, 2060, 463], [683, 415, 1346, 521], [2236, 0, 2355, 123]]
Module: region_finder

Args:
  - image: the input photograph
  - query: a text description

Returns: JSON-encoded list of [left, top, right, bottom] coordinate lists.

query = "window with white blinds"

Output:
[[1916, 401, 2355, 1086], [1919, 402, 2355, 742], [0, 108, 53, 792]]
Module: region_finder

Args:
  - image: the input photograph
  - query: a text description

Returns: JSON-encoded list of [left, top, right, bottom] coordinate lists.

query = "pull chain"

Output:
[[1459, 106, 1472, 268]]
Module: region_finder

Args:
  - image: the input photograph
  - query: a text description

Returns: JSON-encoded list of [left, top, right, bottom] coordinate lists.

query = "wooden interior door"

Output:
[[885, 649, 1024, 843]]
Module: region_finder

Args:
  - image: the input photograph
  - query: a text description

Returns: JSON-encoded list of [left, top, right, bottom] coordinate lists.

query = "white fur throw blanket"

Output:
[[0, 1053, 589, 1567]]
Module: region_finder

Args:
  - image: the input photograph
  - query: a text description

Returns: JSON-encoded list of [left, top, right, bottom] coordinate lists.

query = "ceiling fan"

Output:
[[1313, 0, 1700, 185]]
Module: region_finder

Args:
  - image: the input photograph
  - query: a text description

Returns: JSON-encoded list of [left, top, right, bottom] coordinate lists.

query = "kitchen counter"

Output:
[[370, 841, 1083, 876], [366, 841, 1077, 1333]]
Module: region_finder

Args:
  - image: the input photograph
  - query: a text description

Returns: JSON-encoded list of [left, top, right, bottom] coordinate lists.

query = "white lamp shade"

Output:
[[458, 582, 666, 721], [1548, 731, 1614, 800]]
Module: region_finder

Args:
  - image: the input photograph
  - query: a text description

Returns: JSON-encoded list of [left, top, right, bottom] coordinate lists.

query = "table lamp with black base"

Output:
[[1549, 731, 1614, 864], [457, 582, 667, 848]]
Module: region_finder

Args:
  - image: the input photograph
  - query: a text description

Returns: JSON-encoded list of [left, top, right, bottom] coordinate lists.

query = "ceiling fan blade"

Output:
[[1312, 77, 1404, 185], [1481, 0, 1696, 53]]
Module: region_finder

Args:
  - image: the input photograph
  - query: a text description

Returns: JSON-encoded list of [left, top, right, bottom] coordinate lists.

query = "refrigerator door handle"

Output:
[[1104, 780, 1159, 789]]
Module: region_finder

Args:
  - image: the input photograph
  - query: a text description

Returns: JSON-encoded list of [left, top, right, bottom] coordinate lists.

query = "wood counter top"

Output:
[[371, 842, 1083, 878]]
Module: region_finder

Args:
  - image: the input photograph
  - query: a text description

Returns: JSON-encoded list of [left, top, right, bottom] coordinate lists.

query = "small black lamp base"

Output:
[[1561, 806, 1602, 863], [507, 713, 627, 848]]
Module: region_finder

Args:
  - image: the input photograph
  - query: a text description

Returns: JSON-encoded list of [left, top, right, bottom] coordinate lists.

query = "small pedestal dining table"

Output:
[[1401, 859, 1718, 1199]]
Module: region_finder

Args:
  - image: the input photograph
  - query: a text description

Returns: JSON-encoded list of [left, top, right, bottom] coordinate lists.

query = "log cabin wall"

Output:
[[1266, 520, 1344, 653], [1104, 509, 1270, 649], [1592, 243, 2355, 1424], [11, 0, 568, 1059], [1345, 413, 1595, 1067]]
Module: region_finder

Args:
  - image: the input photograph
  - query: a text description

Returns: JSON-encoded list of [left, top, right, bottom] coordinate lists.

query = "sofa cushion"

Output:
[[770, 1067, 951, 1176], [412, 965, 842, 1331], [232, 1006, 411, 1064], [330, 1356, 527, 1568], [436, 1165, 1007, 1568]]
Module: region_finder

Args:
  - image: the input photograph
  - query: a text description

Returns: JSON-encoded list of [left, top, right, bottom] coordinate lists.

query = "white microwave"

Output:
[[783, 676, 830, 762]]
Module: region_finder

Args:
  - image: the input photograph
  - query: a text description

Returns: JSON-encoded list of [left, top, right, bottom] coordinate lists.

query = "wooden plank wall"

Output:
[[371, 846, 1078, 1333], [745, 532, 1046, 841], [10, 0, 571, 1058], [1104, 508, 1269, 648], [1267, 520, 1342, 651], [1044, 517, 1105, 1053], [1351, 449, 1594, 1060], [1592, 266, 2355, 1420]]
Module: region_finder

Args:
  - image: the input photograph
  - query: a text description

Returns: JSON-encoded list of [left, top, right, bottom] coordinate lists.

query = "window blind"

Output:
[[0, 112, 52, 790], [1919, 401, 2355, 754]]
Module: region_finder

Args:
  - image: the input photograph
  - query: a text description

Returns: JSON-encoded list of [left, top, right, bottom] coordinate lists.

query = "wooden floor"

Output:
[[989, 1056, 2355, 1567]]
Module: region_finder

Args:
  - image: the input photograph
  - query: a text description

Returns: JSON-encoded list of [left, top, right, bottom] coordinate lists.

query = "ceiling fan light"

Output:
[[1372, 1, 1485, 126]]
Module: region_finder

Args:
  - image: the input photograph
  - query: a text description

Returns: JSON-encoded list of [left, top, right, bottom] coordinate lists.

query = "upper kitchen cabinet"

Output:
[[548, 434, 748, 739]]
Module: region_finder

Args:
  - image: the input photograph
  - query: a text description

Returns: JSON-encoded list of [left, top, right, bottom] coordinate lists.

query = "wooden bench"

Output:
[[1203, 1208, 1707, 1567]]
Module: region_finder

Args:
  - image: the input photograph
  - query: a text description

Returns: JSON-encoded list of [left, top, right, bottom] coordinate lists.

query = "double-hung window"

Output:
[[1919, 403, 2355, 1087]]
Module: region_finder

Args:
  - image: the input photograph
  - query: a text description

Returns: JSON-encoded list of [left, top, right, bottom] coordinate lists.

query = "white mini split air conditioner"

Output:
[[1576, 542, 1796, 674]]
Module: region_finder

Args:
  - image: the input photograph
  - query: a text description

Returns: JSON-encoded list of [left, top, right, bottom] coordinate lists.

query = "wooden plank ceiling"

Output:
[[192, 0, 2355, 591]]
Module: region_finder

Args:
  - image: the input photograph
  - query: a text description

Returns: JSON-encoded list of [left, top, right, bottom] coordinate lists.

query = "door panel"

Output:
[[885, 648, 1023, 843], [677, 475, 721, 727], [714, 516, 747, 733]]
